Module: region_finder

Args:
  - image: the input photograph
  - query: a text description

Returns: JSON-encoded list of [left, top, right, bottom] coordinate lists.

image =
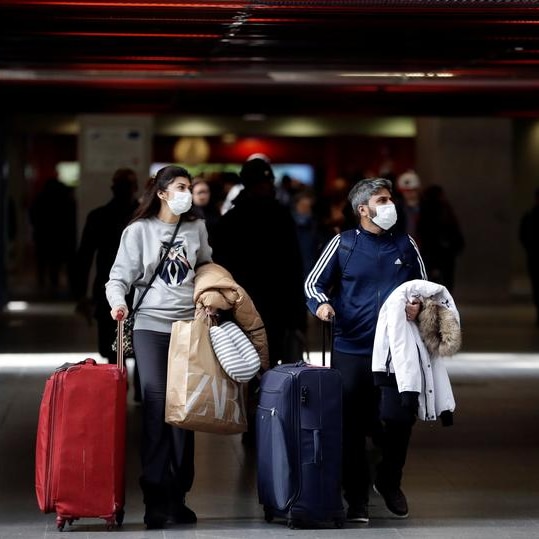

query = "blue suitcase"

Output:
[[256, 361, 345, 529]]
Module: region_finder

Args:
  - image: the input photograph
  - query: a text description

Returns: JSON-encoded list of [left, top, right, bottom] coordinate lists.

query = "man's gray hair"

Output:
[[348, 178, 393, 216]]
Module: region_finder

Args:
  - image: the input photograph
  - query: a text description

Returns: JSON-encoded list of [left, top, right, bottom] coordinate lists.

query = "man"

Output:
[[73, 168, 141, 399], [304, 178, 427, 524], [212, 156, 307, 367], [211, 156, 307, 444]]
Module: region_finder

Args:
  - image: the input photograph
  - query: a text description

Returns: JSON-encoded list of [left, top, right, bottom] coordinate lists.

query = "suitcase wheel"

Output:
[[263, 506, 274, 523], [56, 517, 74, 531], [106, 511, 125, 530], [287, 518, 301, 529], [334, 518, 344, 529]]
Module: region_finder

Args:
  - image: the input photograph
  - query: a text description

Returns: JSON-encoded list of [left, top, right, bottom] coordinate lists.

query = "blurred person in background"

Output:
[[416, 184, 464, 293], [191, 177, 220, 244], [291, 188, 325, 278], [29, 175, 77, 298], [321, 177, 354, 235], [519, 187, 539, 325], [275, 173, 295, 208], [73, 167, 142, 400], [395, 170, 421, 240], [219, 172, 244, 215]]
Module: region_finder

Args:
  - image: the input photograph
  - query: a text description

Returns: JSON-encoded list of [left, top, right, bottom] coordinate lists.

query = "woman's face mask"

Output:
[[167, 190, 193, 215], [369, 203, 397, 230]]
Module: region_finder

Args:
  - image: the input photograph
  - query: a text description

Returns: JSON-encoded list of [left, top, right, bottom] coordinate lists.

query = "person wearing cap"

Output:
[[396, 170, 422, 239], [212, 157, 307, 365], [211, 156, 307, 441]]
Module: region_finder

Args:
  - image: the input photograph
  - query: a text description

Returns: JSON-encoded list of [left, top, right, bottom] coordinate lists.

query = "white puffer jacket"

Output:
[[372, 279, 460, 422]]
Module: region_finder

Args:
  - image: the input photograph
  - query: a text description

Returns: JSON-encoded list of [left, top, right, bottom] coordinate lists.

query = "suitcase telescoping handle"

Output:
[[321, 317, 334, 367], [116, 319, 125, 371]]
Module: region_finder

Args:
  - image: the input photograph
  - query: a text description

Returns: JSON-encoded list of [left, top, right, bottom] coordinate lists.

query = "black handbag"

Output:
[[112, 219, 182, 357]]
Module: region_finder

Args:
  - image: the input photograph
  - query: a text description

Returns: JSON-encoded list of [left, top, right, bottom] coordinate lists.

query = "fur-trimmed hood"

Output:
[[418, 296, 462, 358], [194, 262, 270, 371]]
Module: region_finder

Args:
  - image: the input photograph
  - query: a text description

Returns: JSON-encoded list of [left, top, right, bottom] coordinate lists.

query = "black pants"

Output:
[[133, 329, 194, 494], [332, 350, 414, 507]]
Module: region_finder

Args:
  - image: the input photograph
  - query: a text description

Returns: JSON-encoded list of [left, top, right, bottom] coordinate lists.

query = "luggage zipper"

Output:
[[44, 373, 61, 511], [258, 405, 277, 417], [418, 345, 431, 419], [290, 373, 301, 505]]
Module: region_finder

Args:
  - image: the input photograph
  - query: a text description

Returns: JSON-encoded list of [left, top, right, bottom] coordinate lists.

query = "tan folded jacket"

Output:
[[194, 262, 270, 371]]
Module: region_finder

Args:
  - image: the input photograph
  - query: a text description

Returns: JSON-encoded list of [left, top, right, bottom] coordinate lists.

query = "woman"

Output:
[[106, 165, 213, 529]]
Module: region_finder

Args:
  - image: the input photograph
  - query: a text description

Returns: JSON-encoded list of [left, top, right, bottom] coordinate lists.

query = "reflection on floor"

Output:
[[1, 300, 539, 538]]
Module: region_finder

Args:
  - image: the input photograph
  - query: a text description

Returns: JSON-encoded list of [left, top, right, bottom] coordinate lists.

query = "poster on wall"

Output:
[[77, 114, 153, 241], [81, 126, 145, 173]]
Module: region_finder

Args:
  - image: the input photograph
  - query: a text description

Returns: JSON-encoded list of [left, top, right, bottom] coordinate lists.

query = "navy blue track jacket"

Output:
[[304, 227, 427, 355]]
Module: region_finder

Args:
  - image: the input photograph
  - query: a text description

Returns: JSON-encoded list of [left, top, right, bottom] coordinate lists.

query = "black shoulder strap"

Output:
[[338, 228, 359, 272]]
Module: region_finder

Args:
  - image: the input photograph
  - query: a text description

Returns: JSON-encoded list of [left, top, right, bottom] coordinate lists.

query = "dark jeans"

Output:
[[133, 329, 194, 493], [332, 350, 414, 507]]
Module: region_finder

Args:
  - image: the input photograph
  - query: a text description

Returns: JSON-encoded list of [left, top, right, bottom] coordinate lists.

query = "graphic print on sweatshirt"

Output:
[[159, 239, 192, 286]]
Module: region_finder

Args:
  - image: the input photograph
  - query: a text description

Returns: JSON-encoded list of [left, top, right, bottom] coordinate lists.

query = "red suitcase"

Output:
[[35, 322, 127, 531]]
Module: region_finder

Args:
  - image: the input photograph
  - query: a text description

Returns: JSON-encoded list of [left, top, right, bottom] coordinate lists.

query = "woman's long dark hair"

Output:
[[131, 165, 198, 223]]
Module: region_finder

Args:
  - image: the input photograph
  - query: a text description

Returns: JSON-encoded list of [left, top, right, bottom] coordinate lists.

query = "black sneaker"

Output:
[[144, 507, 167, 530], [373, 483, 409, 518], [346, 504, 369, 523], [168, 503, 197, 524]]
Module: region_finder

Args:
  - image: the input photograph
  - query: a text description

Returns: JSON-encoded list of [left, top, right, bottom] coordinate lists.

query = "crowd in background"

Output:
[[26, 160, 466, 304], [187, 162, 465, 294]]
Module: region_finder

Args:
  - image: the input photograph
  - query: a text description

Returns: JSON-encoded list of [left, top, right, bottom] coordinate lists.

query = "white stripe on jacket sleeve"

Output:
[[304, 234, 340, 303]]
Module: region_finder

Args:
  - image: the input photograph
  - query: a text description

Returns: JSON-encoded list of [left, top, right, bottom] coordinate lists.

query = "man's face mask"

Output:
[[369, 203, 397, 230]]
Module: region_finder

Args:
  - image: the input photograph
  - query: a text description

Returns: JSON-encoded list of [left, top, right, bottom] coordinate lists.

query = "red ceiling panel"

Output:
[[2, 0, 539, 115]]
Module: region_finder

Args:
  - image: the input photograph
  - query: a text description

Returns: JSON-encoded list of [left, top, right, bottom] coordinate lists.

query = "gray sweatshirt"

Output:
[[106, 216, 213, 333]]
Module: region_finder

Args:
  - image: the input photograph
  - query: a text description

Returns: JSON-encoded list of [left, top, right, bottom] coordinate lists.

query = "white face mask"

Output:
[[370, 203, 397, 230], [167, 190, 192, 215]]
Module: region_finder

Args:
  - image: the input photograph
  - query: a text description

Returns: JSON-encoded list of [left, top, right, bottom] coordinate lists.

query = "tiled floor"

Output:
[[1, 296, 539, 538]]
